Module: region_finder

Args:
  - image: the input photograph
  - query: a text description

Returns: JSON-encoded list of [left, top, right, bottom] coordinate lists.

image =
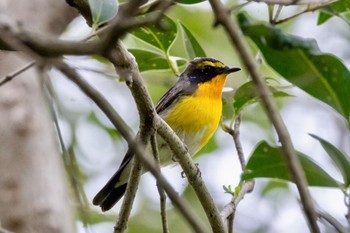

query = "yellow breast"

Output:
[[163, 74, 229, 155]]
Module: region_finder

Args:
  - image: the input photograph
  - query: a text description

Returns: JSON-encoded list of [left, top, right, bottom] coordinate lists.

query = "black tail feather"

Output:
[[93, 151, 132, 211], [99, 183, 128, 212]]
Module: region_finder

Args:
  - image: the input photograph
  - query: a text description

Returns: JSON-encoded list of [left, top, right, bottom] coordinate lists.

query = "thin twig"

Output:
[[54, 60, 208, 233], [317, 210, 347, 233], [271, 5, 325, 24], [220, 180, 255, 221], [209, 0, 320, 232], [114, 157, 143, 233], [233, 114, 246, 171], [222, 113, 254, 230], [345, 190, 350, 231], [45, 83, 93, 233], [247, 0, 337, 5], [151, 134, 170, 233], [0, 61, 35, 87]]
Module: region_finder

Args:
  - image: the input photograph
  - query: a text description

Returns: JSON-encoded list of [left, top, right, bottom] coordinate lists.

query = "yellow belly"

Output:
[[161, 73, 228, 155]]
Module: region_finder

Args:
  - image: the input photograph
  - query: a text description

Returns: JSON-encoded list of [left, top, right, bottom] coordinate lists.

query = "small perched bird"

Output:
[[93, 57, 240, 211]]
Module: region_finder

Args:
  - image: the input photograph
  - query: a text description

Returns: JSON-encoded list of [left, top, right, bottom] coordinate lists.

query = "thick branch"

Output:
[[0, 19, 101, 56], [156, 118, 226, 233], [208, 0, 320, 232]]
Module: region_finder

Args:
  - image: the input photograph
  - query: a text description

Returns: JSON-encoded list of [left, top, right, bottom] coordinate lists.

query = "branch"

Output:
[[151, 134, 170, 233], [208, 0, 320, 232], [247, 0, 337, 5], [346, 191, 350, 232], [0, 1, 170, 57], [223, 114, 246, 171], [317, 210, 347, 233], [54, 60, 208, 233], [114, 157, 143, 233], [0, 18, 101, 56], [0, 61, 34, 87], [156, 118, 226, 233], [220, 180, 255, 220], [45, 82, 93, 233], [221, 113, 254, 230]]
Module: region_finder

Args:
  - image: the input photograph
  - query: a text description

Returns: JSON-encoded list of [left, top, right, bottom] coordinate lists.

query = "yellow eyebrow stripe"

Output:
[[196, 61, 225, 68]]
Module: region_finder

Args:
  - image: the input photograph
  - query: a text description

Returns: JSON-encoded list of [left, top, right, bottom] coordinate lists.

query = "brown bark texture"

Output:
[[0, 1, 76, 233]]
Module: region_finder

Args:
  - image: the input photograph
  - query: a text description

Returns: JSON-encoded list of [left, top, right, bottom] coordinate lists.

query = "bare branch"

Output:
[[247, 0, 337, 6], [0, 61, 35, 87], [0, 18, 101, 56], [222, 113, 254, 230], [114, 158, 143, 233], [223, 114, 246, 171], [345, 191, 350, 231], [44, 82, 93, 233], [317, 210, 348, 233], [156, 118, 226, 233], [208, 0, 320, 232], [151, 134, 170, 233]]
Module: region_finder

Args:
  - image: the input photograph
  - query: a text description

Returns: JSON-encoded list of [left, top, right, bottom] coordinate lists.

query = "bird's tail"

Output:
[[93, 152, 132, 211]]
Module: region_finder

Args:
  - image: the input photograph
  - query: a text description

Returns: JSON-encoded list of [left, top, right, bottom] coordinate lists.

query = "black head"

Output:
[[181, 57, 240, 84]]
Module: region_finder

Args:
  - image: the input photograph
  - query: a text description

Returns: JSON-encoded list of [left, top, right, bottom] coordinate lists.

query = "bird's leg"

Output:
[[181, 163, 201, 178]]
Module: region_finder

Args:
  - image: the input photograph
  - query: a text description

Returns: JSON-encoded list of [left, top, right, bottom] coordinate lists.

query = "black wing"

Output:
[[156, 78, 197, 115]]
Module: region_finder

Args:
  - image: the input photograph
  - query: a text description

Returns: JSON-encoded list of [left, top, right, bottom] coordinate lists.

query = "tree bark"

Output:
[[0, 1, 76, 233]]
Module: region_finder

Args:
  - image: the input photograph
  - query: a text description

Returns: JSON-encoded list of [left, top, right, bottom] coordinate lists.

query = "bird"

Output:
[[93, 57, 240, 211]]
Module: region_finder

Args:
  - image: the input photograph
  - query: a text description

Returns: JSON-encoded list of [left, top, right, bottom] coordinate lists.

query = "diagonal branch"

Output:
[[208, 0, 320, 232], [247, 0, 337, 5]]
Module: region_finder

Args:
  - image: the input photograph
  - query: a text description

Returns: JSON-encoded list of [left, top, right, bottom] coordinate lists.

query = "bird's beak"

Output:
[[225, 67, 241, 74]]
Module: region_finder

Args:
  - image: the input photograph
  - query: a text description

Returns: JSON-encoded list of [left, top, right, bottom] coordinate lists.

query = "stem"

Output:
[[151, 134, 170, 233], [0, 61, 35, 87]]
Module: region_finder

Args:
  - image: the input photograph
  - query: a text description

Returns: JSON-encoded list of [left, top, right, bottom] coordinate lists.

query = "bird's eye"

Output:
[[202, 65, 212, 72]]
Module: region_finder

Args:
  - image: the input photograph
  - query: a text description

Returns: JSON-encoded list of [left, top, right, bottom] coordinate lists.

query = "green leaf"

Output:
[[129, 49, 186, 72], [242, 141, 340, 187], [260, 180, 289, 196], [233, 80, 292, 115], [179, 21, 206, 59], [317, 8, 335, 25], [175, 0, 207, 4], [88, 0, 118, 28], [239, 13, 350, 123], [131, 15, 177, 53], [310, 134, 350, 187], [317, 0, 350, 25]]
